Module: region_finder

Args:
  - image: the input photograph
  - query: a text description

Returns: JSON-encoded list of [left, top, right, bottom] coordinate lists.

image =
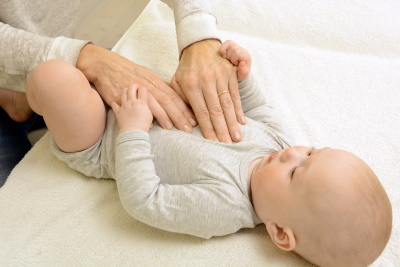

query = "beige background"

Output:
[[75, 0, 150, 48]]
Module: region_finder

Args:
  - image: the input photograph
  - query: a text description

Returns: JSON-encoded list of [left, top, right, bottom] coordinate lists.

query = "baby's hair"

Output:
[[297, 152, 392, 267]]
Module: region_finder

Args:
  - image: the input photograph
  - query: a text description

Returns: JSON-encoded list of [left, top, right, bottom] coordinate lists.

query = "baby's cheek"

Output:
[[258, 167, 282, 188], [265, 166, 282, 179]]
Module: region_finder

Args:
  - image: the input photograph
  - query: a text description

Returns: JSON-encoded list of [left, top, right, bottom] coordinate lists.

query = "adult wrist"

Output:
[[182, 38, 221, 55], [76, 43, 97, 75]]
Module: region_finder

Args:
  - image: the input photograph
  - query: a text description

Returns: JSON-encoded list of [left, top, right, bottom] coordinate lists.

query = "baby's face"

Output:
[[250, 146, 359, 224]]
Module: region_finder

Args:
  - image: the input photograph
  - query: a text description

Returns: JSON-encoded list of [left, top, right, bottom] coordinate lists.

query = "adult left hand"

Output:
[[170, 39, 246, 144], [76, 44, 196, 133]]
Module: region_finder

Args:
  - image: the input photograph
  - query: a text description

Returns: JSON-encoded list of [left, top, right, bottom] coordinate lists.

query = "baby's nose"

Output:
[[281, 146, 301, 162]]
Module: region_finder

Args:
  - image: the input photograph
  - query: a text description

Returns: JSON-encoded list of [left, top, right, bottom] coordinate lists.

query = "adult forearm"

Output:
[[0, 22, 88, 92], [0, 23, 52, 91]]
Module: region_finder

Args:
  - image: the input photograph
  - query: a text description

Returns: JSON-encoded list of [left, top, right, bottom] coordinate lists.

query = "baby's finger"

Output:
[[127, 84, 139, 100], [237, 61, 250, 81], [229, 49, 241, 66], [219, 40, 235, 59]]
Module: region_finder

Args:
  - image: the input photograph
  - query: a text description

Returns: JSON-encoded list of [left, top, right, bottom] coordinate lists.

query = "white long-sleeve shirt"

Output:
[[0, 0, 219, 92]]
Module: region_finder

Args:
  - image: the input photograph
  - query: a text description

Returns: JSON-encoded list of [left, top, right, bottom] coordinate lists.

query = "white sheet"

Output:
[[1, 0, 400, 265]]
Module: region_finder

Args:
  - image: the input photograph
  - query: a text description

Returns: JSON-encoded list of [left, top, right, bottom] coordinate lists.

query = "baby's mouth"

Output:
[[267, 151, 280, 163]]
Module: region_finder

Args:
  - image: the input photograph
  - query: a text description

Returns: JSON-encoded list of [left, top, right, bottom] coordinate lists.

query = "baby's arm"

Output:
[[114, 132, 247, 239], [111, 85, 153, 133]]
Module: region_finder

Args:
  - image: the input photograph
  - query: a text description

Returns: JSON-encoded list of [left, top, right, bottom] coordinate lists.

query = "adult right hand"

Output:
[[170, 39, 246, 144]]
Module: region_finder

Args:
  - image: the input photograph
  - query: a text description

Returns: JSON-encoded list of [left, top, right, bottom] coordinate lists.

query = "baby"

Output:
[[26, 41, 392, 267]]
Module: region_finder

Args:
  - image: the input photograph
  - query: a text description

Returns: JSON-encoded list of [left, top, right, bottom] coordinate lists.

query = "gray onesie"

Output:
[[51, 75, 294, 239]]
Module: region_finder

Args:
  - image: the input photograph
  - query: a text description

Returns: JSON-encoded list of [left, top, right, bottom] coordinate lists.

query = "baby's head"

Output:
[[250, 146, 392, 266]]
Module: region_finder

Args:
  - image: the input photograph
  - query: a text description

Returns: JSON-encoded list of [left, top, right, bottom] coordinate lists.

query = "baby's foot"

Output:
[[0, 88, 33, 122]]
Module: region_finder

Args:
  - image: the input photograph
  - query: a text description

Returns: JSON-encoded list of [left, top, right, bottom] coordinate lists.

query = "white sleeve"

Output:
[[161, 0, 220, 56], [0, 22, 89, 92]]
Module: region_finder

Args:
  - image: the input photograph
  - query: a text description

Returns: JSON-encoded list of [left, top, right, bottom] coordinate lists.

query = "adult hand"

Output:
[[76, 44, 196, 133], [170, 39, 246, 144]]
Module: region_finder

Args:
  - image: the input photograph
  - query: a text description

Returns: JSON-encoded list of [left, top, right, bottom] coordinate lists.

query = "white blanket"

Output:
[[1, 0, 400, 265]]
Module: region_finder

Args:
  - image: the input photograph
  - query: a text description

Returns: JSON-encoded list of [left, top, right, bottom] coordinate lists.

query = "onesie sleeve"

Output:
[[161, 0, 220, 56], [115, 130, 252, 239], [239, 74, 295, 147], [0, 22, 89, 92]]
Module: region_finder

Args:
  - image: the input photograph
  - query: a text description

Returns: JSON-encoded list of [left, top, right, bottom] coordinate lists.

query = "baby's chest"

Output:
[[150, 127, 238, 185]]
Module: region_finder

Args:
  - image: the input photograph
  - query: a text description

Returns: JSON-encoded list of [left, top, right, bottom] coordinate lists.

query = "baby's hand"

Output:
[[111, 84, 153, 133], [219, 40, 252, 82]]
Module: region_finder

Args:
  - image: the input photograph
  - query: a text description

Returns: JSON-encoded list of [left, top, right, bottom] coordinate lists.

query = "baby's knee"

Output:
[[26, 59, 85, 112], [27, 60, 80, 94]]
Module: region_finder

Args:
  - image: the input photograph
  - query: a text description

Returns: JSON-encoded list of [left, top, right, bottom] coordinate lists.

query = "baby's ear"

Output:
[[265, 220, 296, 251]]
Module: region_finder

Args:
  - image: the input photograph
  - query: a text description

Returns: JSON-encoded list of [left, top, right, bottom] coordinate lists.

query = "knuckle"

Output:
[[209, 105, 224, 117], [158, 94, 173, 106], [173, 111, 186, 123], [202, 123, 215, 134], [229, 90, 240, 101], [168, 92, 181, 102], [200, 70, 214, 83], [195, 108, 210, 120], [179, 74, 199, 90], [215, 127, 230, 137], [220, 97, 234, 109], [227, 119, 239, 129]]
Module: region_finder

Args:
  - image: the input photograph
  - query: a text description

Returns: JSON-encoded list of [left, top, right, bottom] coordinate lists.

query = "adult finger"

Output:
[[228, 69, 246, 125], [201, 80, 232, 144], [183, 83, 219, 141], [147, 92, 173, 130], [169, 76, 197, 127], [170, 74, 189, 104], [137, 86, 148, 103], [216, 78, 242, 143], [111, 102, 120, 114], [151, 82, 194, 133], [120, 87, 128, 105]]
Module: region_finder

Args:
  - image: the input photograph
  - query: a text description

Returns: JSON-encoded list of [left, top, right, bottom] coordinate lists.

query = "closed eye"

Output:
[[291, 148, 314, 179], [290, 167, 297, 179]]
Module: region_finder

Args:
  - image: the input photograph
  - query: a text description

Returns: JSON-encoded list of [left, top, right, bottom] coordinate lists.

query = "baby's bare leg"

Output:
[[26, 59, 106, 153]]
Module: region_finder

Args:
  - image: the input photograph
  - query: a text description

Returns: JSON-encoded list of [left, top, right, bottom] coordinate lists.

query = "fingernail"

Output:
[[241, 116, 246, 124], [189, 117, 197, 126], [234, 131, 241, 140], [164, 121, 173, 130], [183, 124, 192, 133], [226, 139, 232, 144]]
